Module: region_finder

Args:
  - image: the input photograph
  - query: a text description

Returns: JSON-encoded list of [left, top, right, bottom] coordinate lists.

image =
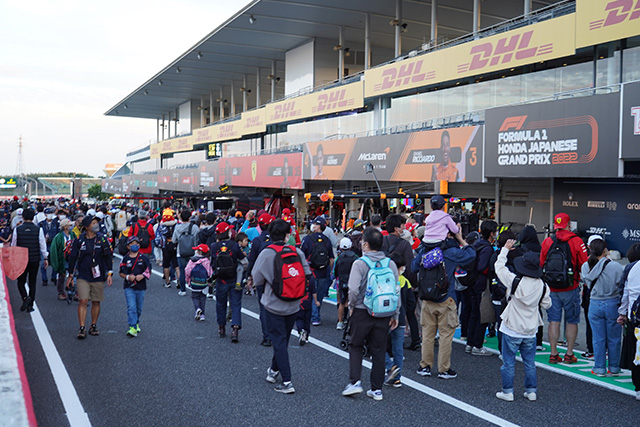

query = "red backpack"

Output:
[[267, 244, 306, 301]]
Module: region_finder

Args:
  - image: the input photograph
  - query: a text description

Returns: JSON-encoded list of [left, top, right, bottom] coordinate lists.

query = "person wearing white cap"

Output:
[[581, 234, 604, 358], [333, 237, 359, 330], [50, 218, 74, 300]]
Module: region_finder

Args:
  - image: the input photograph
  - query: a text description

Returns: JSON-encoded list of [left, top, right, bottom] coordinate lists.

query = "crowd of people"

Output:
[[2, 194, 639, 402]]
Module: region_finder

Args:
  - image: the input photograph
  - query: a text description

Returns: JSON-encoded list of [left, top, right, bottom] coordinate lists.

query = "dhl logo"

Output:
[[176, 138, 190, 149], [373, 60, 436, 93], [245, 116, 263, 128], [271, 101, 301, 121], [195, 129, 212, 142], [499, 116, 528, 131], [217, 124, 238, 139], [458, 31, 553, 73], [162, 141, 172, 150], [313, 89, 355, 113], [589, 0, 640, 30], [150, 146, 160, 155]]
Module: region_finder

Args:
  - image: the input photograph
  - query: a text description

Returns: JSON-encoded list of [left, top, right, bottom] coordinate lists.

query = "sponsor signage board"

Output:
[[241, 108, 267, 135], [101, 179, 122, 194], [266, 81, 364, 125], [622, 80, 640, 159], [365, 14, 575, 98], [554, 179, 640, 253], [0, 177, 17, 189], [198, 160, 220, 190], [303, 126, 483, 183], [484, 93, 620, 177], [576, 0, 640, 48], [218, 153, 303, 190], [127, 174, 159, 195], [157, 169, 200, 193], [150, 135, 194, 159]]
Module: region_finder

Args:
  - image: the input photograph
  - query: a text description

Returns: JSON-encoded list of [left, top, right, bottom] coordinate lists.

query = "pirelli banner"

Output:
[[266, 81, 364, 125], [576, 0, 640, 48], [303, 126, 483, 183], [484, 93, 620, 178], [364, 14, 575, 98]]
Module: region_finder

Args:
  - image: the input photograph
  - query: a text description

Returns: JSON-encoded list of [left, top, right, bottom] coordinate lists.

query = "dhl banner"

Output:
[[266, 81, 364, 125], [149, 135, 194, 159], [218, 153, 303, 190], [242, 108, 267, 135], [484, 92, 620, 178], [576, 0, 640, 48], [303, 127, 483, 183], [365, 14, 575, 98]]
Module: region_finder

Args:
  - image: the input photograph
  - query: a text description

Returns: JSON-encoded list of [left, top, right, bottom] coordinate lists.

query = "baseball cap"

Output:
[[216, 222, 231, 234], [258, 213, 273, 225], [405, 222, 418, 233], [127, 235, 140, 244], [95, 211, 105, 219], [353, 219, 365, 229], [282, 208, 291, 217], [553, 213, 570, 230], [430, 195, 446, 210], [82, 215, 95, 228], [59, 218, 72, 229], [587, 234, 604, 247], [192, 243, 210, 254], [339, 237, 353, 250], [313, 216, 326, 226]]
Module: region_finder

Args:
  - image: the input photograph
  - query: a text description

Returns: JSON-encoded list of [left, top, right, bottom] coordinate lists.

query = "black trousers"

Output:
[[349, 308, 389, 391], [467, 292, 487, 349], [17, 261, 39, 302], [404, 288, 420, 345], [621, 323, 640, 392]]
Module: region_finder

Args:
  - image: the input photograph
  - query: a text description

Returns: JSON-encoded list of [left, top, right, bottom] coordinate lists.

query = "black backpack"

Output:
[[117, 233, 129, 256], [457, 250, 478, 288], [134, 222, 151, 249], [214, 242, 237, 281], [309, 235, 330, 270], [542, 236, 575, 289], [336, 250, 359, 288], [416, 243, 449, 301]]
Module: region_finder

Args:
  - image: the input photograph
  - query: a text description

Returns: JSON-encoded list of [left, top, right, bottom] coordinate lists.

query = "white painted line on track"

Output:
[[144, 261, 518, 427], [29, 296, 91, 427]]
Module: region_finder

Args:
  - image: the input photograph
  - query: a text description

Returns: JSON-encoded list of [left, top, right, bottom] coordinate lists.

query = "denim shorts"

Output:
[[547, 287, 581, 324]]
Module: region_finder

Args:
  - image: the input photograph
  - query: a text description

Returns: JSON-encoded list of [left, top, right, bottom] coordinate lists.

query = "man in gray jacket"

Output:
[[253, 219, 313, 394], [172, 209, 200, 296], [342, 227, 399, 401]]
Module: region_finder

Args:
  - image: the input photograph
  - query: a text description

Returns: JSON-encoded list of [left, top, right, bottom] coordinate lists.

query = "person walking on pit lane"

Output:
[[11, 208, 48, 312], [50, 218, 74, 300], [68, 215, 114, 339], [119, 236, 151, 337], [253, 219, 313, 394], [173, 210, 199, 296], [300, 216, 334, 326], [617, 244, 640, 400], [495, 239, 551, 402], [211, 222, 245, 342], [247, 213, 274, 346], [185, 244, 214, 322], [540, 213, 588, 364]]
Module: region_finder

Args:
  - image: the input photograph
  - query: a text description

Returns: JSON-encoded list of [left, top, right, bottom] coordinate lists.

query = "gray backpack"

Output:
[[178, 223, 196, 258]]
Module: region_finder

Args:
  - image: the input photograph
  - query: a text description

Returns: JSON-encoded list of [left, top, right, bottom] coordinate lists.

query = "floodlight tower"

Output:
[[16, 135, 25, 177]]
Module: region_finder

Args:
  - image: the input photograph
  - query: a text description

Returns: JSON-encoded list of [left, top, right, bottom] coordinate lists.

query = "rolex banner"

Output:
[[484, 93, 620, 177]]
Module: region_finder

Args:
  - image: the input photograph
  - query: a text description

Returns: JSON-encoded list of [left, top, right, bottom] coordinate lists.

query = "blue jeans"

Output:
[[41, 249, 57, 283], [256, 285, 270, 340], [216, 281, 242, 328], [177, 257, 189, 292], [385, 326, 405, 379], [266, 310, 297, 382], [588, 298, 622, 374], [500, 334, 537, 394], [124, 288, 145, 327], [311, 276, 331, 323]]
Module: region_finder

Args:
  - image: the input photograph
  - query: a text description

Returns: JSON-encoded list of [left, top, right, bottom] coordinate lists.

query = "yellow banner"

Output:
[[576, 0, 640, 48], [241, 108, 267, 135], [149, 135, 194, 158], [365, 14, 576, 98], [211, 120, 242, 142], [266, 81, 364, 125], [150, 143, 161, 159]]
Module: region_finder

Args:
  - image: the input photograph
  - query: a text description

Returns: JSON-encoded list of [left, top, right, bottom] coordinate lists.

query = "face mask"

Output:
[[58, 215, 66, 220], [46, 214, 55, 220], [90, 224, 100, 233], [130, 244, 140, 252]]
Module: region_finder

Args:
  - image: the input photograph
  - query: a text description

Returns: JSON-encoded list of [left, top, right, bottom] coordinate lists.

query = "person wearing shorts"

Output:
[[68, 215, 113, 339]]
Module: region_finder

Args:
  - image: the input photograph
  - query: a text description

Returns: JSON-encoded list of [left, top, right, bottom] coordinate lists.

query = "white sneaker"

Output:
[[266, 367, 280, 384], [177, 291, 186, 296], [524, 391, 537, 401], [336, 321, 345, 330], [465, 345, 472, 354], [496, 391, 514, 402], [195, 308, 202, 321], [636, 390, 640, 401], [366, 389, 383, 401], [341, 380, 364, 396], [471, 347, 492, 356]]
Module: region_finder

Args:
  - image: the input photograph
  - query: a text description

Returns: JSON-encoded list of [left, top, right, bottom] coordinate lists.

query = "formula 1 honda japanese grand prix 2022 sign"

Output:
[[484, 92, 620, 178]]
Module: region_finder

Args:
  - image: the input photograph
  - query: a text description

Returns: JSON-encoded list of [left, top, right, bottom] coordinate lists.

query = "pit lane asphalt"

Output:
[[8, 258, 640, 427]]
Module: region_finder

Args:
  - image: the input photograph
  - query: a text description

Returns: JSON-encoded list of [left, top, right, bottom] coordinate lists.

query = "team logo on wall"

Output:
[[251, 161, 257, 182]]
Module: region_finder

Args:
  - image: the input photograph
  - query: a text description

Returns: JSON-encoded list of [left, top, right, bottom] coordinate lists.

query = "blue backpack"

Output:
[[189, 262, 210, 291], [361, 256, 399, 317]]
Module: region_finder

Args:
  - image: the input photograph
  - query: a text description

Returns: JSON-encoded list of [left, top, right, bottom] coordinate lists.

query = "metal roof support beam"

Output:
[[209, 91, 214, 123], [364, 13, 371, 70], [156, 118, 159, 143], [524, 0, 532, 16], [200, 96, 204, 128], [473, 0, 481, 37], [338, 26, 344, 82], [430, 0, 438, 44], [230, 80, 236, 117], [161, 115, 165, 141], [271, 60, 276, 102], [242, 75, 247, 112], [256, 68, 261, 107], [219, 87, 225, 120], [395, 0, 402, 58], [175, 108, 178, 135]]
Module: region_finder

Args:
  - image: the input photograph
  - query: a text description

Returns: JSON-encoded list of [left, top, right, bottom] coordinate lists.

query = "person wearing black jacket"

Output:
[[466, 220, 497, 356], [516, 225, 544, 350], [382, 214, 420, 350], [11, 208, 48, 312], [68, 215, 114, 339]]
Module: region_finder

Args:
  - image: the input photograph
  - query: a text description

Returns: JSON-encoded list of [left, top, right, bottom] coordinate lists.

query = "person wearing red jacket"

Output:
[[131, 210, 155, 256], [281, 208, 300, 246], [539, 213, 588, 364]]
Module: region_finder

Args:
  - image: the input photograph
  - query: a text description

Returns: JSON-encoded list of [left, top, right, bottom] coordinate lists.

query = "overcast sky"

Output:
[[0, 0, 251, 178]]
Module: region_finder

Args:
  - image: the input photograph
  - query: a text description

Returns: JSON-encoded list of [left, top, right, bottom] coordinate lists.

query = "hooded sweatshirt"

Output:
[[518, 225, 541, 253], [348, 250, 400, 320], [172, 221, 199, 258], [423, 210, 459, 243], [496, 247, 551, 337], [185, 254, 213, 288], [581, 257, 623, 301], [540, 229, 588, 292], [619, 261, 640, 317]]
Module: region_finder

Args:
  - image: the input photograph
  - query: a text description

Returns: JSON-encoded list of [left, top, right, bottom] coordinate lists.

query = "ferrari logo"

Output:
[[251, 161, 257, 182]]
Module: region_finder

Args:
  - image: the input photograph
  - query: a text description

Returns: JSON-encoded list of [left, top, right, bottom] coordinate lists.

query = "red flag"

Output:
[[1, 246, 28, 280]]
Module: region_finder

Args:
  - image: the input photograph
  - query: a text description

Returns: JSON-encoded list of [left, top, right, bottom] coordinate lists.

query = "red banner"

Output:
[[218, 153, 303, 190]]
